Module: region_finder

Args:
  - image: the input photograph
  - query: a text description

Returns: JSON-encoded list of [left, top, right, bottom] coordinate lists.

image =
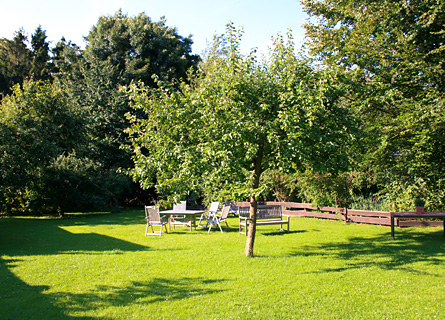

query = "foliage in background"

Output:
[[84, 10, 200, 88], [41, 152, 130, 214], [348, 194, 389, 211], [296, 170, 353, 208], [54, 10, 201, 208], [29, 25, 52, 82], [0, 80, 131, 215], [302, 0, 445, 211], [260, 169, 300, 203], [0, 81, 81, 214], [126, 25, 358, 255], [0, 29, 31, 97], [0, 11, 200, 214]]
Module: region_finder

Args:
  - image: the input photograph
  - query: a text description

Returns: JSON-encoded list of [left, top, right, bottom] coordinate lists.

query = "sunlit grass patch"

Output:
[[1, 210, 444, 319]]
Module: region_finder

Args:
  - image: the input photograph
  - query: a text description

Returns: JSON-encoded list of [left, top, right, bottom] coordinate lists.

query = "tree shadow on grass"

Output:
[[0, 256, 90, 319], [1, 218, 149, 257], [1, 254, 227, 318], [62, 209, 145, 227], [288, 229, 445, 273], [0, 216, 153, 319], [52, 277, 227, 314], [262, 229, 311, 237]]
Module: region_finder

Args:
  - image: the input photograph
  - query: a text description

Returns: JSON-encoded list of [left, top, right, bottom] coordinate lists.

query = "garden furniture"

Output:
[[239, 205, 290, 235], [206, 205, 230, 232], [170, 201, 188, 229], [145, 206, 168, 236], [197, 201, 220, 227]]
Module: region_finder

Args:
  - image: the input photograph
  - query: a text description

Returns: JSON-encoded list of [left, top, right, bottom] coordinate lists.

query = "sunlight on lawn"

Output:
[[1, 210, 444, 319]]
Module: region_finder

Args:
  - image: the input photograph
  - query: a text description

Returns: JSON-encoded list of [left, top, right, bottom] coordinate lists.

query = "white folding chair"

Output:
[[170, 201, 188, 229], [145, 206, 168, 236], [206, 205, 230, 232], [224, 201, 239, 216], [197, 201, 220, 227]]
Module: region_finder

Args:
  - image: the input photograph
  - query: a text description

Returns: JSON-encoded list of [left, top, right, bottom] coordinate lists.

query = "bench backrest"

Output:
[[238, 205, 282, 220], [238, 206, 250, 217]]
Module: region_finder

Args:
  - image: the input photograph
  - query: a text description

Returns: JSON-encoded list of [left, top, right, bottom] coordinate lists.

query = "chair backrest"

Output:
[[224, 201, 238, 214], [145, 206, 161, 222], [144, 206, 152, 220], [208, 201, 220, 213], [173, 201, 186, 211], [220, 205, 230, 219]]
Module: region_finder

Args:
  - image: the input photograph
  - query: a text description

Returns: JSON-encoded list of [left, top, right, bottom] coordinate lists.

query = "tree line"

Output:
[[0, 10, 199, 215], [1, 0, 444, 227]]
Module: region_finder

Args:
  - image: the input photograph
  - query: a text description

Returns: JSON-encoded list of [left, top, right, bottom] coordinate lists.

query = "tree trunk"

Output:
[[244, 136, 265, 257], [244, 195, 258, 257]]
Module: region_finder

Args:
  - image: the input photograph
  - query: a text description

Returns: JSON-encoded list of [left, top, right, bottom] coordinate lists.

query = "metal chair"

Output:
[[145, 206, 168, 236], [206, 205, 230, 232]]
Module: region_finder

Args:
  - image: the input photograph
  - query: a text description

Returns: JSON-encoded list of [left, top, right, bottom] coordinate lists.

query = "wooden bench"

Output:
[[238, 205, 290, 235]]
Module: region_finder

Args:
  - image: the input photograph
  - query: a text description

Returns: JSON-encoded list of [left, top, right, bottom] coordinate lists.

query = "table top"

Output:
[[160, 209, 205, 215]]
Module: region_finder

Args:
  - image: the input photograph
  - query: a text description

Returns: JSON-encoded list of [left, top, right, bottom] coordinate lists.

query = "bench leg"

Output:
[[239, 220, 247, 235]]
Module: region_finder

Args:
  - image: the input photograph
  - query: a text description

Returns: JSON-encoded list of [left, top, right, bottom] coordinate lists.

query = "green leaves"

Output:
[[0, 80, 86, 214], [126, 25, 358, 206], [84, 10, 199, 88], [302, 0, 445, 210]]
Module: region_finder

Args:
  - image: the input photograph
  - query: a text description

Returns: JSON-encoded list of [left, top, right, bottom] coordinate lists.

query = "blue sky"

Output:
[[0, 0, 307, 55]]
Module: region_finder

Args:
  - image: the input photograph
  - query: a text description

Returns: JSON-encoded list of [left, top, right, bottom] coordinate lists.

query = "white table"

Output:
[[159, 210, 205, 232]]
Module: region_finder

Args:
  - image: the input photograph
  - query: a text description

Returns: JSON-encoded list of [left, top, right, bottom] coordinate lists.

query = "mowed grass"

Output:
[[1, 210, 444, 319]]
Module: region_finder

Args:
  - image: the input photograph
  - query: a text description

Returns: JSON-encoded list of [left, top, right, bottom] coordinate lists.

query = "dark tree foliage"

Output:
[[0, 80, 130, 215], [60, 10, 200, 169], [0, 81, 81, 214], [84, 10, 199, 87], [29, 25, 51, 81], [0, 11, 200, 215], [52, 10, 201, 208], [50, 37, 78, 76], [0, 29, 31, 97], [0, 26, 53, 97]]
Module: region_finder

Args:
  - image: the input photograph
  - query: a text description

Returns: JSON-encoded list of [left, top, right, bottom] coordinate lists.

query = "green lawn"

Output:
[[1, 210, 444, 319]]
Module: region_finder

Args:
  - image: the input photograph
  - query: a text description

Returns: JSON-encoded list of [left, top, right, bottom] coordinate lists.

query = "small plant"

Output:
[[414, 198, 426, 214], [414, 198, 426, 207]]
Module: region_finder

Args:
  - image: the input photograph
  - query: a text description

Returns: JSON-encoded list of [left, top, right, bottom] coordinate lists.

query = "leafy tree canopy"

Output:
[[30, 25, 51, 81], [84, 9, 200, 87], [126, 24, 359, 255], [302, 0, 445, 210], [0, 80, 85, 214], [0, 29, 31, 97]]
